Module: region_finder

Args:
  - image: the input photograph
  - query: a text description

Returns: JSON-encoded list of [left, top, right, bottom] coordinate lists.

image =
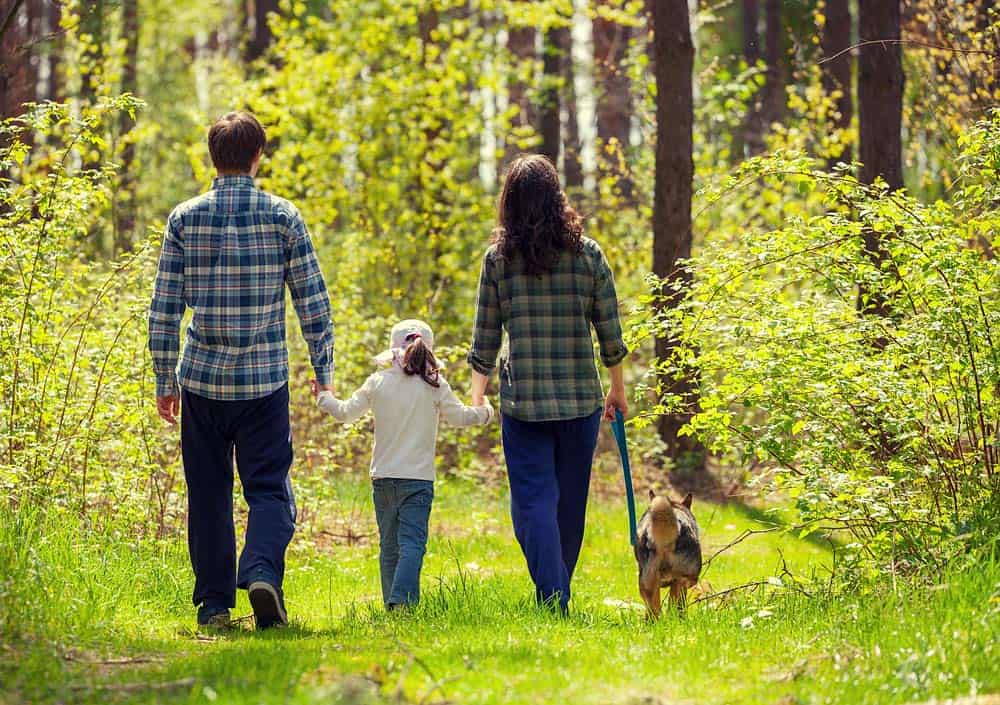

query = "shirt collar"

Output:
[[211, 174, 255, 190]]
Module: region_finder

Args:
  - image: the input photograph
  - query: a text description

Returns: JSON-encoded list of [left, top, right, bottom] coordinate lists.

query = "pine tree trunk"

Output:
[[1, 0, 32, 120], [115, 0, 139, 254], [763, 0, 783, 128], [593, 1, 632, 199], [858, 0, 903, 320], [45, 0, 62, 101], [245, 0, 278, 62], [78, 0, 103, 107], [738, 0, 764, 158], [652, 0, 706, 474], [558, 23, 582, 189], [821, 0, 853, 169], [539, 26, 560, 166], [504, 12, 536, 169]]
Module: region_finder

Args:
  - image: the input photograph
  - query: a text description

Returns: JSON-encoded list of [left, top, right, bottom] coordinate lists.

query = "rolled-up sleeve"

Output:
[[591, 245, 628, 368], [148, 213, 185, 398], [284, 207, 335, 386], [467, 250, 502, 375]]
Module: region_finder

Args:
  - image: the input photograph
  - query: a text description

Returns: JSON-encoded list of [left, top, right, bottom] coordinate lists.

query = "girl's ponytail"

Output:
[[401, 335, 441, 388]]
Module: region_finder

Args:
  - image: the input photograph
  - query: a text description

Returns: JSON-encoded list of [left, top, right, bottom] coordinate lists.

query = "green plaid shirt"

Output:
[[468, 237, 628, 422]]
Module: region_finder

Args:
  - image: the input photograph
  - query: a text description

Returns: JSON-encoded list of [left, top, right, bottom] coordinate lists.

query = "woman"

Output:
[[468, 154, 628, 611]]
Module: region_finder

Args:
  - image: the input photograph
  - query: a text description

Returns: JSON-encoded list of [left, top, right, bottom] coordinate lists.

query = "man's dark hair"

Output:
[[208, 111, 266, 173]]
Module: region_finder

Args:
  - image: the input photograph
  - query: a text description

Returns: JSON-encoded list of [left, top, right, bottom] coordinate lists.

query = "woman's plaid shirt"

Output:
[[148, 175, 334, 401], [468, 237, 628, 422]]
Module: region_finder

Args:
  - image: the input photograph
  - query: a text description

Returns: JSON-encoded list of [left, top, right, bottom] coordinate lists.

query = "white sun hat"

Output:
[[373, 319, 438, 368]]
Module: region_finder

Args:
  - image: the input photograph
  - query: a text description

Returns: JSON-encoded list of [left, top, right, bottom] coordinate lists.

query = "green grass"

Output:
[[2, 473, 998, 705]]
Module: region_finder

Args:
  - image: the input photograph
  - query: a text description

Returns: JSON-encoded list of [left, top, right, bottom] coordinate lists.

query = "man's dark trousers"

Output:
[[180, 383, 296, 610]]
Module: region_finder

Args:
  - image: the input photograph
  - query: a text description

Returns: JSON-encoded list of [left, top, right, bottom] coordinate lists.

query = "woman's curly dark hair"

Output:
[[492, 154, 584, 276]]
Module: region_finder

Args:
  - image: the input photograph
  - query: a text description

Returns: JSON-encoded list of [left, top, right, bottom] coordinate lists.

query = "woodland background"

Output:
[[2, 1, 1000, 703], [1, 0, 999, 619]]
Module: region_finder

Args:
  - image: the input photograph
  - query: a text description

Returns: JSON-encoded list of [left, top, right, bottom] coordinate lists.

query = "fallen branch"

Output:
[[690, 580, 768, 605], [62, 651, 163, 666], [72, 677, 196, 693]]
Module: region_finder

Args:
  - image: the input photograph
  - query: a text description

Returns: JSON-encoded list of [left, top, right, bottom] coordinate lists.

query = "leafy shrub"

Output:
[[639, 115, 1000, 578], [0, 98, 179, 533]]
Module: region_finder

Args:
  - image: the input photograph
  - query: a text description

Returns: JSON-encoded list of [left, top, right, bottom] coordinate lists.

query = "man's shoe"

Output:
[[197, 606, 231, 629], [248, 581, 287, 629]]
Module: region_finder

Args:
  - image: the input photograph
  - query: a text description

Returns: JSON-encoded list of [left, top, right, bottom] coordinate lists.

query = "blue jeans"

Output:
[[501, 409, 602, 610], [180, 384, 296, 610], [372, 478, 434, 607]]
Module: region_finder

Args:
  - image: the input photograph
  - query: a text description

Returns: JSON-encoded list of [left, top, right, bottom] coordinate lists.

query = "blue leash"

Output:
[[610, 409, 637, 546]]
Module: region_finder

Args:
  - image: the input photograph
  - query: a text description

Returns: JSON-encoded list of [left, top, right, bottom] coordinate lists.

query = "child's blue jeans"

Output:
[[372, 478, 434, 607]]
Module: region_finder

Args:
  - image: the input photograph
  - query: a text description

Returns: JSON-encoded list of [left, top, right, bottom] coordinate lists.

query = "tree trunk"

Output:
[[44, 0, 62, 101], [504, 12, 536, 169], [558, 23, 582, 189], [593, 1, 632, 199], [115, 0, 139, 254], [78, 0, 103, 107], [652, 0, 706, 473], [245, 0, 278, 62], [762, 0, 783, 127], [737, 0, 764, 158], [1, 0, 33, 120], [539, 26, 560, 166], [821, 0, 853, 169], [858, 0, 903, 320]]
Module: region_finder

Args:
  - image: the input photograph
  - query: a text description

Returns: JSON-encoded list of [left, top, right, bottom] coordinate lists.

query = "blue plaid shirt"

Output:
[[148, 175, 334, 401]]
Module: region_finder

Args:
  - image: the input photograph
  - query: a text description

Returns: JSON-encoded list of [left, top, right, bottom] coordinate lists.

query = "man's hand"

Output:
[[157, 394, 180, 425], [310, 380, 334, 398]]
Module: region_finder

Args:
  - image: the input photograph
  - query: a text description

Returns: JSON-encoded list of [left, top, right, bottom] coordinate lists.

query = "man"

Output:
[[148, 111, 334, 629]]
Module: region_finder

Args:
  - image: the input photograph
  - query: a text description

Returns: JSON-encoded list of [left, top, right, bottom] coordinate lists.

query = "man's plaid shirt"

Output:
[[468, 237, 628, 422], [148, 175, 334, 401]]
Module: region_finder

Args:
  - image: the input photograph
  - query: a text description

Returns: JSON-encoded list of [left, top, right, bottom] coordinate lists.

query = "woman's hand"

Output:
[[470, 370, 490, 407], [602, 363, 628, 421], [603, 386, 628, 421]]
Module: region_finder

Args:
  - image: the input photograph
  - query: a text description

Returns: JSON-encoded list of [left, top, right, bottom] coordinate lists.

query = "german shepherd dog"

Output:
[[634, 490, 702, 617]]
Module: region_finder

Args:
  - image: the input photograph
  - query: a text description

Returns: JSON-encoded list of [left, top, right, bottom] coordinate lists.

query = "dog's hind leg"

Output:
[[638, 579, 655, 617], [668, 581, 688, 613], [638, 571, 662, 619], [647, 585, 662, 618]]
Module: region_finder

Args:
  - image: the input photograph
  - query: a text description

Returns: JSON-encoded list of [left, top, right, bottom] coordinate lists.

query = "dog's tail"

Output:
[[648, 496, 679, 550]]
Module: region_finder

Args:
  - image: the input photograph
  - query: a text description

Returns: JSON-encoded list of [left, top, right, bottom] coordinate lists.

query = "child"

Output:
[[312, 319, 493, 609]]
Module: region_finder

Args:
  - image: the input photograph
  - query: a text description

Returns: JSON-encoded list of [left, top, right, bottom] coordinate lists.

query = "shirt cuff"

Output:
[[314, 366, 334, 387], [467, 351, 495, 376], [600, 343, 629, 369], [155, 374, 179, 398]]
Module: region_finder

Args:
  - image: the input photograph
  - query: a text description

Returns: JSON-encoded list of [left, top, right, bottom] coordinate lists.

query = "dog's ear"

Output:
[[648, 489, 656, 502], [682, 492, 693, 508]]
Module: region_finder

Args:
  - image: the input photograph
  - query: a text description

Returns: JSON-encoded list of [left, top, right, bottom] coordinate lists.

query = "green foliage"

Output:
[[0, 98, 175, 531], [639, 115, 1000, 579]]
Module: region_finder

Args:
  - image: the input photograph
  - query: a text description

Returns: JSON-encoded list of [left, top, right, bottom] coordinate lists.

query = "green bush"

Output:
[[639, 114, 1000, 579], [0, 98, 180, 535]]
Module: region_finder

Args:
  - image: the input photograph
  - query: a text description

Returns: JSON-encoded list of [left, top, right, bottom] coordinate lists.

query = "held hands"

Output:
[[310, 379, 334, 399], [157, 395, 180, 425]]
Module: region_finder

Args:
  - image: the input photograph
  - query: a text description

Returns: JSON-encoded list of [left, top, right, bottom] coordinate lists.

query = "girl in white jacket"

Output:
[[312, 319, 492, 608]]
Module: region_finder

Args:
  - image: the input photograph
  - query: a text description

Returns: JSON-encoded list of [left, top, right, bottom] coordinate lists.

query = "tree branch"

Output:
[[819, 38, 998, 66]]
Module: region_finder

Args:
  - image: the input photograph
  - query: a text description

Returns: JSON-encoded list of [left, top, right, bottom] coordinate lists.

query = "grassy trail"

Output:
[[2, 474, 998, 704]]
